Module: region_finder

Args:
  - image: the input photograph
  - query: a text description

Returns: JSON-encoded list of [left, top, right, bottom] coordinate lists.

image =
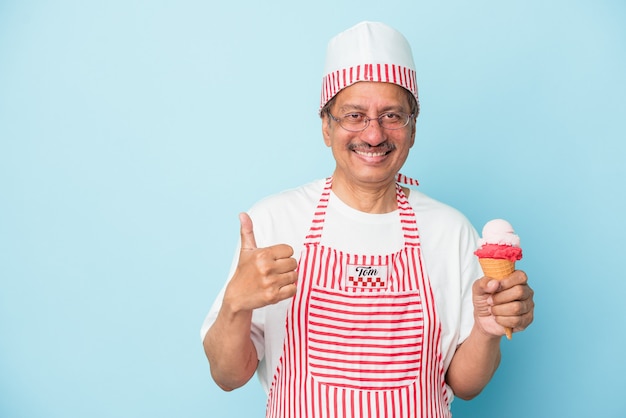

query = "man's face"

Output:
[[322, 82, 416, 188]]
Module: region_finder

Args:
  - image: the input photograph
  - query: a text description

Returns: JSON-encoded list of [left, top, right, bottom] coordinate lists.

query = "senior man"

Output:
[[201, 21, 534, 418]]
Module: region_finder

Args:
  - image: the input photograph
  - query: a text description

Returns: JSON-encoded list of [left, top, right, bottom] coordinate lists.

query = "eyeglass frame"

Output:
[[326, 110, 415, 132]]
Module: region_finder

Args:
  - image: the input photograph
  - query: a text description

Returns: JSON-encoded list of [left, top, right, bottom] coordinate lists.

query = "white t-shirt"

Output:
[[201, 179, 482, 394]]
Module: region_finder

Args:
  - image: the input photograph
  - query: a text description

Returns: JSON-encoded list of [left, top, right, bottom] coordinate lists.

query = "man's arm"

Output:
[[203, 307, 258, 391], [447, 272, 534, 399], [445, 323, 501, 399], [203, 213, 298, 391]]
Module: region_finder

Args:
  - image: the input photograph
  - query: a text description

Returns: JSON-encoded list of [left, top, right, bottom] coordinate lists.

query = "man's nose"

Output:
[[360, 117, 386, 144]]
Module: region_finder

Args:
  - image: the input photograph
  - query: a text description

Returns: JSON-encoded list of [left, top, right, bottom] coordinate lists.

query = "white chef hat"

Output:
[[320, 21, 419, 114]]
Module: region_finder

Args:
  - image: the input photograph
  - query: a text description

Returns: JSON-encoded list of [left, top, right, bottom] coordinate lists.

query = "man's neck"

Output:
[[331, 174, 408, 214]]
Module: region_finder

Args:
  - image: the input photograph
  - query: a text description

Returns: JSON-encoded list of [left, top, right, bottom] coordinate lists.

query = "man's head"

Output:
[[318, 22, 419, 189], [319, 21, 420, 118]]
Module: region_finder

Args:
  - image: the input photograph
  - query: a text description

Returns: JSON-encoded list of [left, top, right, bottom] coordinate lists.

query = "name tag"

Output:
[[345, 264, 388, 289]]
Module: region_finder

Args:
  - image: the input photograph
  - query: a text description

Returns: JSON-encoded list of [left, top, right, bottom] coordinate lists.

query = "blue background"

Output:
[[1, 1, 625, 417]]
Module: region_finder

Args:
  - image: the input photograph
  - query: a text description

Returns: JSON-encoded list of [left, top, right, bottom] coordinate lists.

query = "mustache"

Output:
[[348, 142, 396, 152]]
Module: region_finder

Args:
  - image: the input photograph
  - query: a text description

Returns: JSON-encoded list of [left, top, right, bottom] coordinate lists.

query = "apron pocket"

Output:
[[307, 286, 423, 391]]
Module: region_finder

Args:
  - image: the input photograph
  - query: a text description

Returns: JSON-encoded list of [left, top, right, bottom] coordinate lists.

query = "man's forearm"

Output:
[[445, 326, 502, 400], [203, 308, 258, 391]]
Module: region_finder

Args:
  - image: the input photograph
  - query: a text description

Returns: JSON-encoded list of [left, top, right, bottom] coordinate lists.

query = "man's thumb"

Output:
[[239, 212, 257, 250], [474, 276, 501, 296]]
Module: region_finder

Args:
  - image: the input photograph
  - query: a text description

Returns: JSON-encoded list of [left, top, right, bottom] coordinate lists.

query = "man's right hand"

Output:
[[222, 212, 298, 313]]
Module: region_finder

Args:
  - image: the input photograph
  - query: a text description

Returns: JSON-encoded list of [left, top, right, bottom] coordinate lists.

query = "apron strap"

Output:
[[396, 172, 419, 186], [303, 177, 333, 245], [396, 183, 420, 247], [396, 173, 420, 247]]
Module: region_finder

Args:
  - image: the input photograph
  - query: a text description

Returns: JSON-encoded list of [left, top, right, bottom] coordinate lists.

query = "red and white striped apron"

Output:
[[266, 175, 450, 418]]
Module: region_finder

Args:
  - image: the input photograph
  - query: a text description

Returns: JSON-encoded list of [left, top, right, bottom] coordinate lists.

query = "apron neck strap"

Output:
[[396, 172, 419, 186]]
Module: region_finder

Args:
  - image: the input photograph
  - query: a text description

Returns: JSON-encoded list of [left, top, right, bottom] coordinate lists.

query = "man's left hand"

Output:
[[472, 270, 535, 338]]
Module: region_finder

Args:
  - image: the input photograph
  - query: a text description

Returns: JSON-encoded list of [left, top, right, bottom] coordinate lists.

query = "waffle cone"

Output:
[[478, 258, 515, 280], [478, 257, 515, 339]]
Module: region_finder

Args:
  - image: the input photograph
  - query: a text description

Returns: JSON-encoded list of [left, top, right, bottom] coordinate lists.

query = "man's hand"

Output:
[[222, 213, 298, 314], [472, 270, 535, 338]]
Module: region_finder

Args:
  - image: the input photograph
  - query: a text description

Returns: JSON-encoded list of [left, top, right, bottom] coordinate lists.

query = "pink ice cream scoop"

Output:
[[474, 219, 523, 262]]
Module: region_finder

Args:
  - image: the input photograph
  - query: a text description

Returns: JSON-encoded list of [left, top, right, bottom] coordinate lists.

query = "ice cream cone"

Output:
[[478, 258, 515, 280], [478, 258, 515, 339]]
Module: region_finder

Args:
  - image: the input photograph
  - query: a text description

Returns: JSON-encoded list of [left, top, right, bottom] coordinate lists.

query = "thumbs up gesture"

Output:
[[222, 213, 299, 313]]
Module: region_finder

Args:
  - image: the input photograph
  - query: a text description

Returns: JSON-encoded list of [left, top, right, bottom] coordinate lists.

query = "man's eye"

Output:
[[382, 112, 401, 121], [344, 113, 364, 121]]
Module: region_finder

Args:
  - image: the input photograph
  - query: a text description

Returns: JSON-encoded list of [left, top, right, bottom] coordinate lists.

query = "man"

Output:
[[201, 21, 534, 417]]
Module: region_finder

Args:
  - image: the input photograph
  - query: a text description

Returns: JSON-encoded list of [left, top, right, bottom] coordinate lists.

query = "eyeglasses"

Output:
[[327, 111, 414, 132]]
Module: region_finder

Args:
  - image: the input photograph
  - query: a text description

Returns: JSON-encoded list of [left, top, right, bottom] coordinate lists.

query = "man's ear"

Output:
[[321, 114, 332, 147], [409, 120, 416, 148]]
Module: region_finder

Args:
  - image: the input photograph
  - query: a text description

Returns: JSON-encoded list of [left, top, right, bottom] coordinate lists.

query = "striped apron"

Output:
[[266, 175, 450, 418]]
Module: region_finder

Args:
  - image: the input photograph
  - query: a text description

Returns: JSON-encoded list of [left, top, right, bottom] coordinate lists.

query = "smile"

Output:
[[348, 142, 395, 158], [353, 149, 390, 157]]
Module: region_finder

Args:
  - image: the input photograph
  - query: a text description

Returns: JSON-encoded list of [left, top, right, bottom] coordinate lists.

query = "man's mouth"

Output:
[[353, 149, 390, 157], [348, 142, 395, 157]]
